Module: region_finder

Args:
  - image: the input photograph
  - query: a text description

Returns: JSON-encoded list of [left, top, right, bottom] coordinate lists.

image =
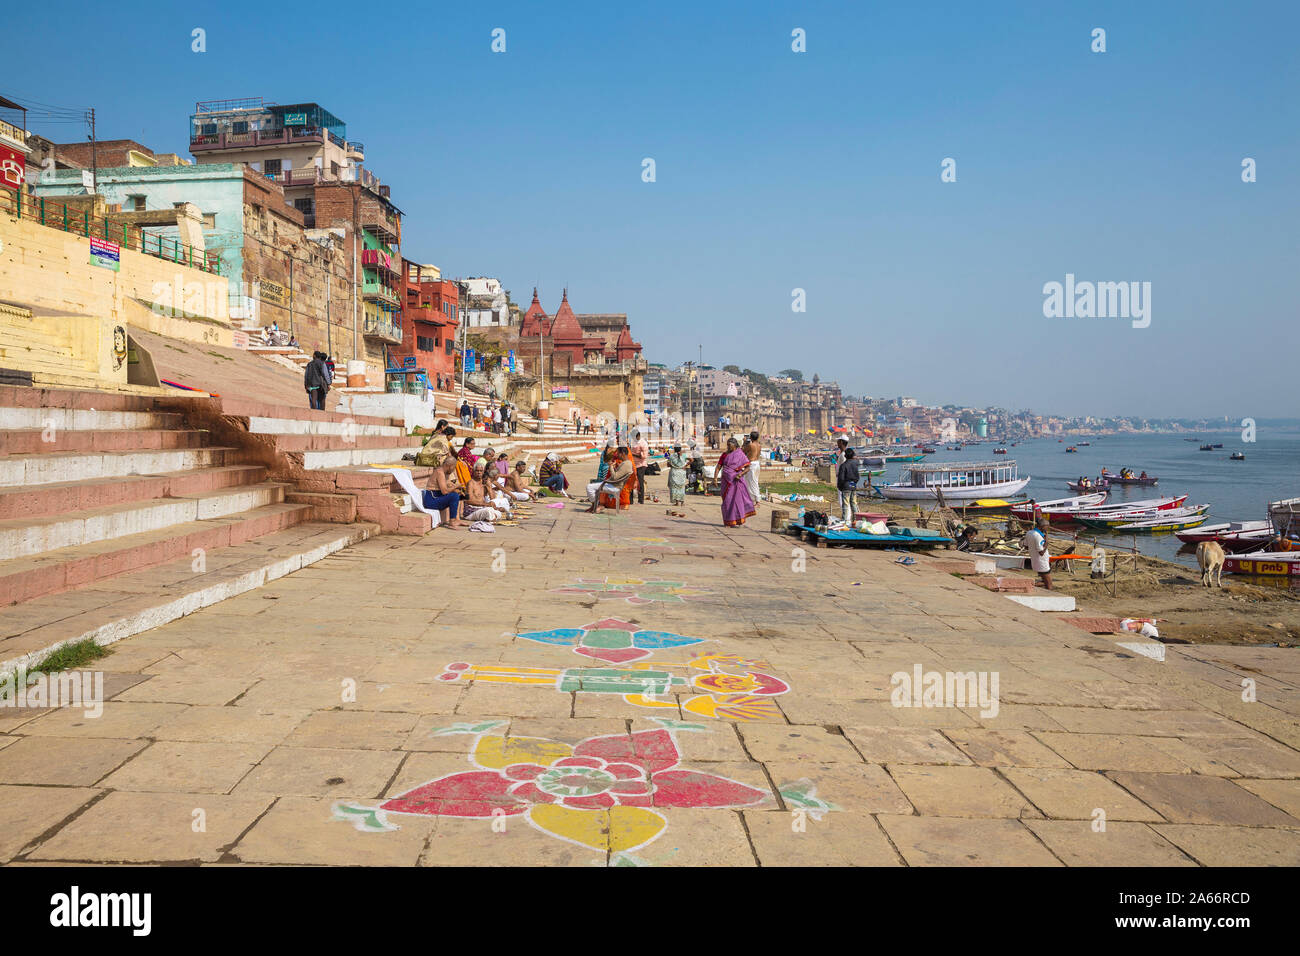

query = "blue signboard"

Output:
[[403, 356, 417, 369]]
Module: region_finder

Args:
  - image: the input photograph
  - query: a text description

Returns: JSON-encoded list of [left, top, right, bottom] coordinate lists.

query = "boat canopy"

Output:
[[902, 460, 1020, 489]]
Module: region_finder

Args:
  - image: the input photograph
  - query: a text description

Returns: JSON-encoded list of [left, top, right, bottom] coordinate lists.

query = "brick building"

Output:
[[395, 260, 460, 391]]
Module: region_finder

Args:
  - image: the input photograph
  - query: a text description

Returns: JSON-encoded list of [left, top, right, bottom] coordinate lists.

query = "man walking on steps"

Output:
[[304, 351, 330, 411]]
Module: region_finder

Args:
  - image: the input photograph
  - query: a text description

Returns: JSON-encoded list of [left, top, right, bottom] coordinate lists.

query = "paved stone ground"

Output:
[[2, 474, 1298, 866]]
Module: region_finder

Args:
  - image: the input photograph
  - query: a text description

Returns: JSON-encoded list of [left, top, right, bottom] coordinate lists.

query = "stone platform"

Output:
[[1, 472, 1297, 866]]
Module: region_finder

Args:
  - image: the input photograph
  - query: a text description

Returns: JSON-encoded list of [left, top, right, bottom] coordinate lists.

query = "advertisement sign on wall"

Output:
[[89, 237, 121, 271]]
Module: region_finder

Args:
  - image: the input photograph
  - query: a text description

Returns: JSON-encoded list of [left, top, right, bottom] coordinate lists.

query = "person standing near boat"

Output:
[[836, 447, 861, 523], [1024, 515, 1053, 589]]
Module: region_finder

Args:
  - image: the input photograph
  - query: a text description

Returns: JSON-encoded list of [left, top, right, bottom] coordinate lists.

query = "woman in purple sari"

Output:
[[718, 437, 756, 527]]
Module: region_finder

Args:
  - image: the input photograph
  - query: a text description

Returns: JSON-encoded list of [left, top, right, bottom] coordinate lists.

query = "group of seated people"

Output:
[[414, 420, 539, 529]]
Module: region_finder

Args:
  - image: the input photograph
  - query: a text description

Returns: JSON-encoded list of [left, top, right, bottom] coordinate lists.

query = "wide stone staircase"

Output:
[[0, 386, 376, 676]]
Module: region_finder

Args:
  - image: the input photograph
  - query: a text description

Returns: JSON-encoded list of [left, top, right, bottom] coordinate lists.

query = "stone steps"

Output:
[[0, 405, 185, 433], [0, 445, 240, 488], [0, 427, 207, 456], [0, 464, 269, 521], [0, 481, 291, 561], [0, 500, 313, 606], [0, 520, 375, 679]]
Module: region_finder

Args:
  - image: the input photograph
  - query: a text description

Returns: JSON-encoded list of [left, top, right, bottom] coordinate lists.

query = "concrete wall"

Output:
[[0, 209, 235, 386], [34, 163, 250, 294]]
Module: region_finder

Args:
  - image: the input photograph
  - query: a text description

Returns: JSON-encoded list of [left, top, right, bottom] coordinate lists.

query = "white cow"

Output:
[[1197, 541, 1225, 588]]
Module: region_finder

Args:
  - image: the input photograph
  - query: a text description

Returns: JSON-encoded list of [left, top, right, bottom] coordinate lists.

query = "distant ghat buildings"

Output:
[[1, 88, 875, 432]]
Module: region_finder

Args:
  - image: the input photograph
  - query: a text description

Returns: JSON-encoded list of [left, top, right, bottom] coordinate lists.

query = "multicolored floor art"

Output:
[[439, 652, 788, 721], [333, 720, 774, 861], [550, 577, 712, 605]]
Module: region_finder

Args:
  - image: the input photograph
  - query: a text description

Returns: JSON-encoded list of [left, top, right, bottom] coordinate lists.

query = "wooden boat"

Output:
[[1031, 494, 1188, 523], [1100, 470, 1158, 486], [1078, 442, 1090, 446], [1009, 492, 1108, 523], [1175, 519, 1271, 544], [958, 498, 1023, 515], [1224, 553, 1300, 578], [1076, 504, 1208, 530], [880, 460, 1030, 502], [1269, 498, 1300, 538], [787, 523, 954, 549], [1211, 443, 1223, 449], [1217, 529, 1278, 553], [919, 447, 937, 454], [1111, 513, 1209, 533], [1199, 444, 1214, 451], [1230, 452, 1245, 461], [1065, 446, 1078, 453], [1066, 478, 1110, 493], [993, 448, 1008, 455]]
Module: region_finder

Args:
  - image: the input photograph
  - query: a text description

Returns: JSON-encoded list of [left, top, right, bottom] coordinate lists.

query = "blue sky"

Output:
[[9, 0, 1297, 417]]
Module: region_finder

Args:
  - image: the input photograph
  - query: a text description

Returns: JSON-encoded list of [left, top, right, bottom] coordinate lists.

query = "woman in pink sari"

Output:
[[718, 437, 756, 527]]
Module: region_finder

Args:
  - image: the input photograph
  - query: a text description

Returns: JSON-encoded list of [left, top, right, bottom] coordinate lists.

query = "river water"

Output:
[[868, 428, 1299, 569]]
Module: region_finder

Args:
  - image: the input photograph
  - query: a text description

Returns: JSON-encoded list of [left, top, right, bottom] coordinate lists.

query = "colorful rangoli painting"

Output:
[[332, 719, 773, 862], [438, 652, 789, 721], [517, 617, 704, 664], [551, 576, 711, 605]]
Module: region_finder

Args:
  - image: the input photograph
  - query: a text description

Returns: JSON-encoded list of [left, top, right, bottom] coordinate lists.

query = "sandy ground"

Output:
[[758, 465, 1300, 648]]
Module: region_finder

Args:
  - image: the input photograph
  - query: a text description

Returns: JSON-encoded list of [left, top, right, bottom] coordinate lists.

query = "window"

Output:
[[330, 162, 340, 178], [293, 197, 314, 215], [201, 123, 216, 136], [129, 195, 146, 210], [264, 159, 282, 176], [232, 121, 248, 134], [417, 336, 435, 352]]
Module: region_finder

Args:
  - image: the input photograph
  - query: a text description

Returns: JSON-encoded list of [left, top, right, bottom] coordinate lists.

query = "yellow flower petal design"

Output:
[[473, 735, 572, 770], [528, 805, 610, 851], [608, 806, 667, 853], [527, 805, 667, 854], [621, 692, 677, 708]]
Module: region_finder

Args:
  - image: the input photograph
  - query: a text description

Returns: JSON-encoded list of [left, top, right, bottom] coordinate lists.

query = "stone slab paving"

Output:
[[1, 474, 1298, 866]]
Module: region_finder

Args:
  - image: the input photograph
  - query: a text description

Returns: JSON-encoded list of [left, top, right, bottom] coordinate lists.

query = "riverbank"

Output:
[[759, 470, 1300, 647]]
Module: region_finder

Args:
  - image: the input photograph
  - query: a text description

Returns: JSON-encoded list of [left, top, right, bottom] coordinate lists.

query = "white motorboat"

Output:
[[880, 460, 1030, 502]]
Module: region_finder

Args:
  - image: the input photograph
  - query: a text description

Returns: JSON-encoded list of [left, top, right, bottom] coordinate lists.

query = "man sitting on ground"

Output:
[[539, 453, 570, 497], [462, 461, 508, 523], [504, 461, 536, 501], [422, 457, 465, 529]]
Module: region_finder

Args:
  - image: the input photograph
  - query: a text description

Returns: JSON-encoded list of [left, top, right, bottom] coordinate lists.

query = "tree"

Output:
[[779, 368, 803, 381], [723, 364, 741, 375]]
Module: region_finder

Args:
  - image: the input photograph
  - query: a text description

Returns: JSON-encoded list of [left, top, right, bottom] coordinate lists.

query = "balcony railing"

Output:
[[362, 282, 400, 307], [1, 191, 221, 274], [190, 127, 324, 151], [0, 118, 26, 146], [363, 315, 402, 343]]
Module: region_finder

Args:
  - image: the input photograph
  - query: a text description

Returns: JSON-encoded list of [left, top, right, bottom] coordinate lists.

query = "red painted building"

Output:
[[396, 260, 460, 391]]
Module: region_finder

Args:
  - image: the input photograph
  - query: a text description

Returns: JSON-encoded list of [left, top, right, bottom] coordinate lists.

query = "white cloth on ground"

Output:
[[464, 507, 501, 522]]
